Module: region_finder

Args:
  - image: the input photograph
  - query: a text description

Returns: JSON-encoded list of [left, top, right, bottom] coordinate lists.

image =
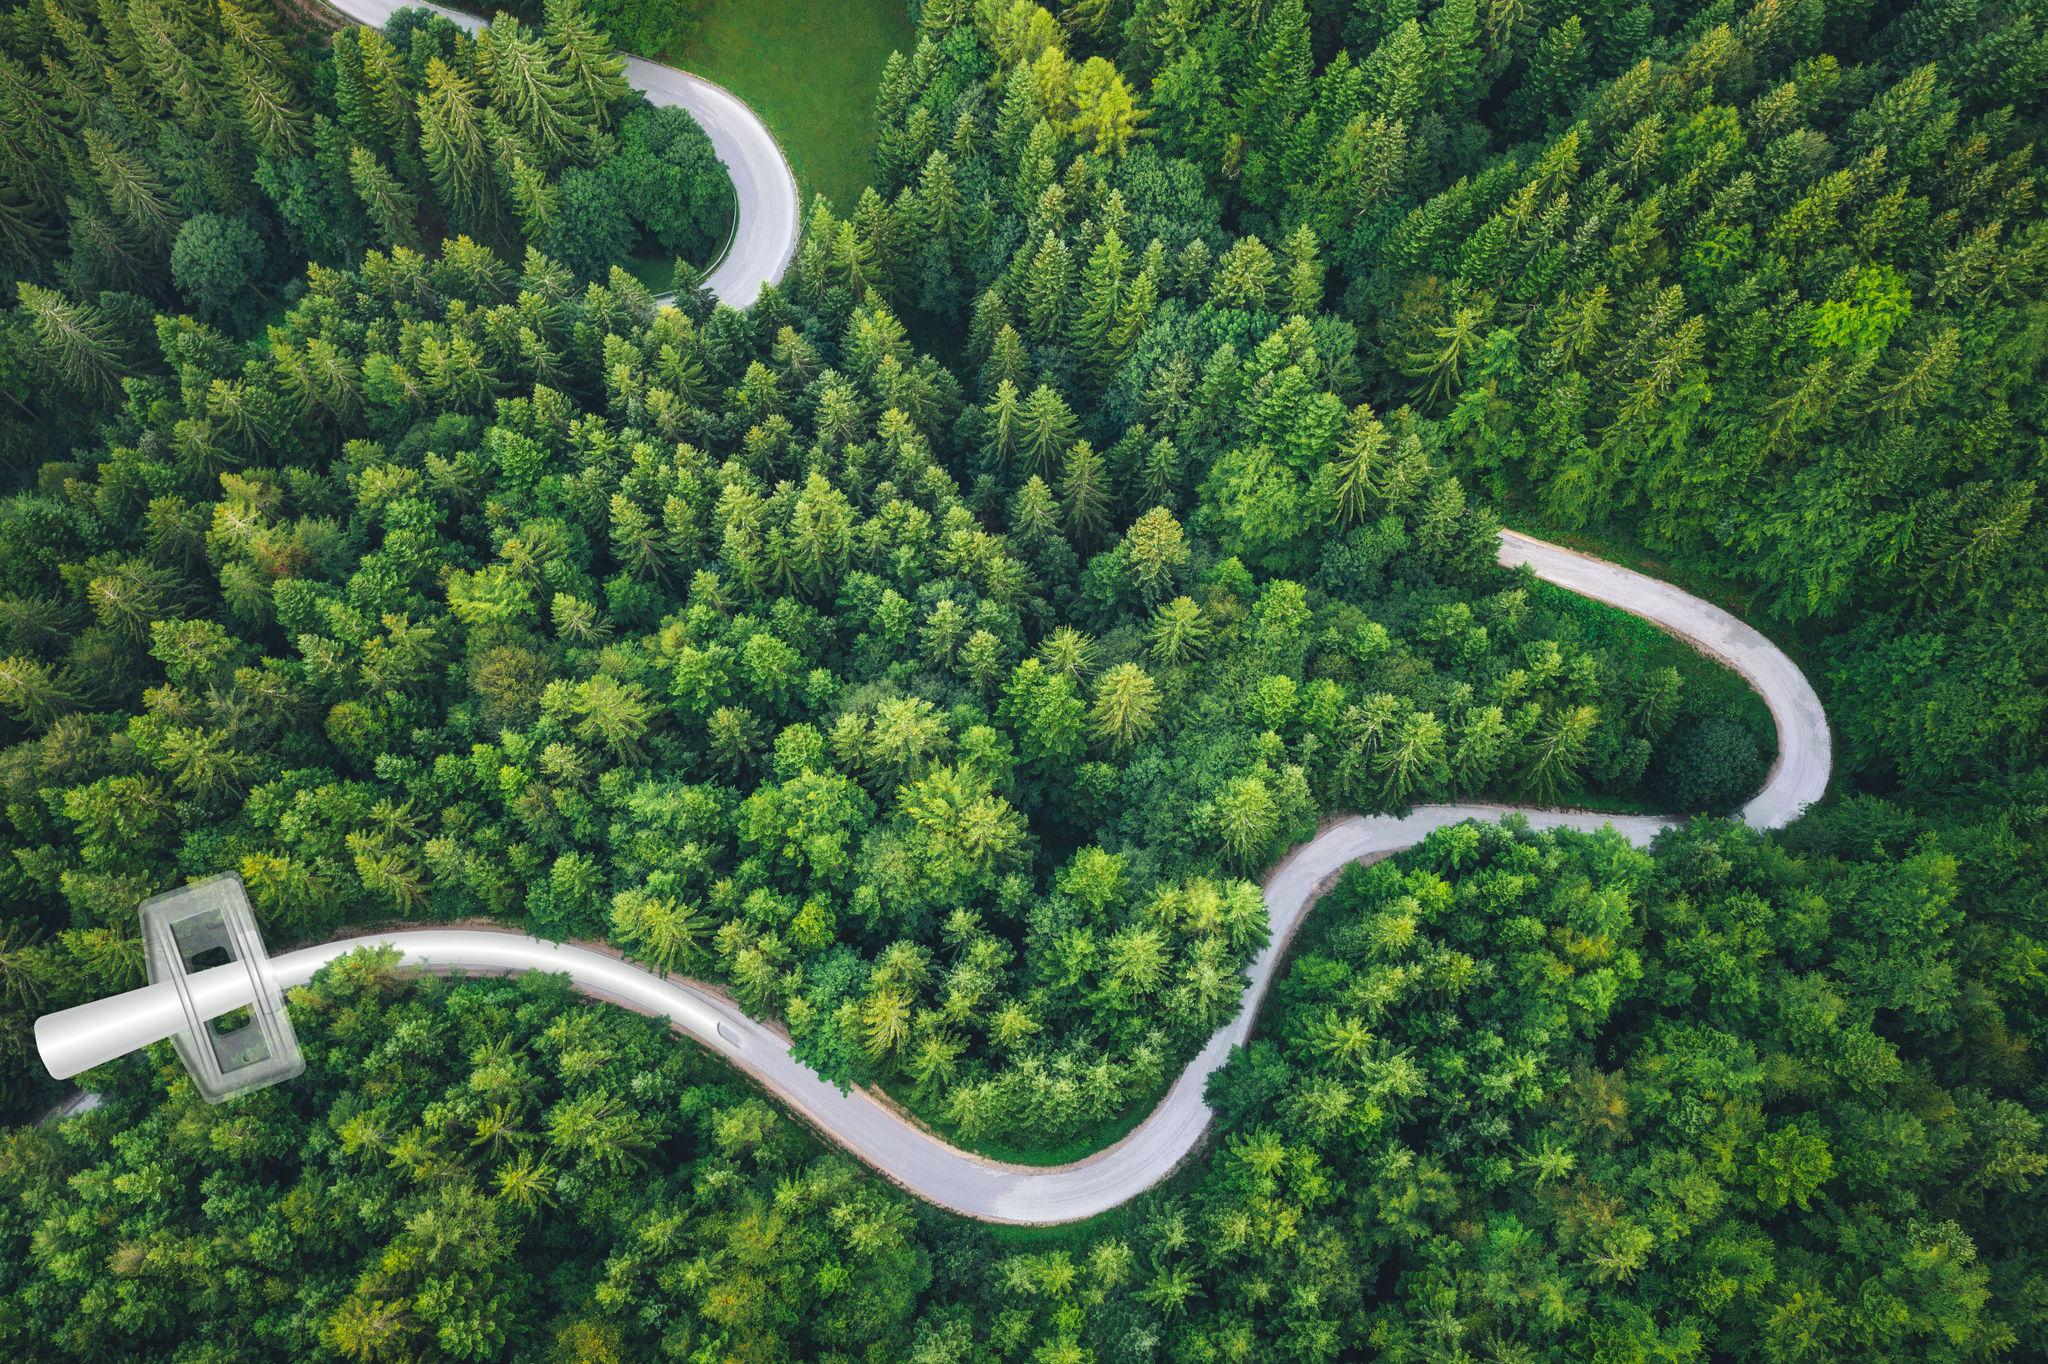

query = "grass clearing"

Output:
[[662, 0, 912, 213]]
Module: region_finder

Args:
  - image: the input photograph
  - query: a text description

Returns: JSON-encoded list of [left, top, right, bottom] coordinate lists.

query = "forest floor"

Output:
[[660, 0, 912, 212]]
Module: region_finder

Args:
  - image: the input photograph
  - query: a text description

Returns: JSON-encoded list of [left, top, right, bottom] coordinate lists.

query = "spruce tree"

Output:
[[1018, 383, 1077, 481], [1059, 439, 1111, 547], [1023, 231, 1074, 342], [83, 129, 179, 244], [981, 378, 1023, 474], [416, 58, 497, 234], [1072, 229, 1130, 387], [223, 43, 309, 158], [965, 289, 1010, 365], [543, 0, 629, 130], [980, 324, 1032, 397], [477, 13, 580, 169], [348, 145, 421, 248], [1281, 224, 1323, 314], [17, 283, 128, 401]]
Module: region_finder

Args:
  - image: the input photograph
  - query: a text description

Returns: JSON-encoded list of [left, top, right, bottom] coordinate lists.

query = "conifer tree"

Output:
[[477, 13, 580, 169], [509, 155, 558, 241], [416, 58, 497, 234], [1018, 383, 1077, 480], [224, 42, 309, 158], [1089, 662, 1161, 753], [16, 283, 128, 401], [981, 378, 1023, 473], [1361, 19, 1431, 122], [1281, 225, 1323, 314], [966, 289, 1010, 365], [1059, 439, 1111, 547], [1023, 231, 1074, 342], [915, 150, 961, 241], [1072, 229, 1130, 387], [543, 0, 629, 130], [1211, 236, 1277, 311], [980, 324, 1032, 396], [349, 145, 421, 248], [83, 129, 179, 244]]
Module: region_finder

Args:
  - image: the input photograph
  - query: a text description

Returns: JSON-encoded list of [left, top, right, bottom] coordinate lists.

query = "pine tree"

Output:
[[356, 27, 420, 153], [1145, 596, 1209, 665], [1375, 709, 1448, 802], [1023, 231, 1074, 342], [1362, 19, 1431, 122], [0, 183, 49, 274], [981, 378, 1023, 474], [1238, 0, 1313, 200], [0, 55, 69, 212], [994, 60, 1043, 166], [1329, 404, 1393, 526], [1059, 439, 1111, 548], [1422, 0, 1482, 108], [416, 58, 497, 233], [1503, 16, 1586, 136], [1311, 113, 1407, 239], [1089, 662, 1161, 754], [127, 0, 219, 132], [1072, 229, 1130, 387], [915, 150, 961, 241], [215, 0, 296, 83], [83, 129, 179, 243], [331, 28, 383, 149], [1211, 236, 1278, 311], [16, 283, 127, 401], [509, 155, 558, 240], [1281, 224, 1323, 314], [477, 12, 580, 169], [980, 323, 1033, 397], [965, 288, 1010, 365], [1069, 56, 1147, 159], [349, 145, 421, 248], [544, 0, 629, 129], [1010, 475, 1061, 546], [1516, 705, 1599, 803], [1018, 383, 1077, 480], [223, 42, 309, 158], [1141, 436, 1181, 511]]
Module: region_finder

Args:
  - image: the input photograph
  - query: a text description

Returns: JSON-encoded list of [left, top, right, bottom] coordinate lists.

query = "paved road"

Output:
[[323, 0, 800, 306], [248, 532, 1828, 1224]]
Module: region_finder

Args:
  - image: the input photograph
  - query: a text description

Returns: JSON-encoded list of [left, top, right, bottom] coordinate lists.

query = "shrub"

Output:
[[1655, 717, 1765, 814]]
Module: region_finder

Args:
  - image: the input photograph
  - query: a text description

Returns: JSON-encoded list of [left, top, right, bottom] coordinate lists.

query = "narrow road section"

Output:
[[323, 0, 800, 306], [254, 532, 1830, 1224]]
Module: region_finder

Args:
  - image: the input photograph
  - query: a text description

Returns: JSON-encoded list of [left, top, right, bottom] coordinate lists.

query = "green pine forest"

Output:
[[0, 0, 2045, 1359]]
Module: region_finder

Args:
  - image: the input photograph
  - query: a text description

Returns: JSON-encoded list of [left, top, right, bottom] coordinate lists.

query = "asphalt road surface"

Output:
[[322, 0, 799, 306], [255, 532, 1830, 1223]]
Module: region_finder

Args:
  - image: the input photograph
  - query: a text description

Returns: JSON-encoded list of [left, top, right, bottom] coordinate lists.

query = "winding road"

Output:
[[38, 529, 1829, 1221], [324, 0, 800, 306], [54, 10, 1835, 1218]]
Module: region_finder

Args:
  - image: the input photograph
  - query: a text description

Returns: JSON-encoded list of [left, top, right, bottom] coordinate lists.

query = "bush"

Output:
[[1654, 717, 1765, 814], [539, 166, 637, 279], [170, 213, 268, 331], [608, 104, 735, 266]]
